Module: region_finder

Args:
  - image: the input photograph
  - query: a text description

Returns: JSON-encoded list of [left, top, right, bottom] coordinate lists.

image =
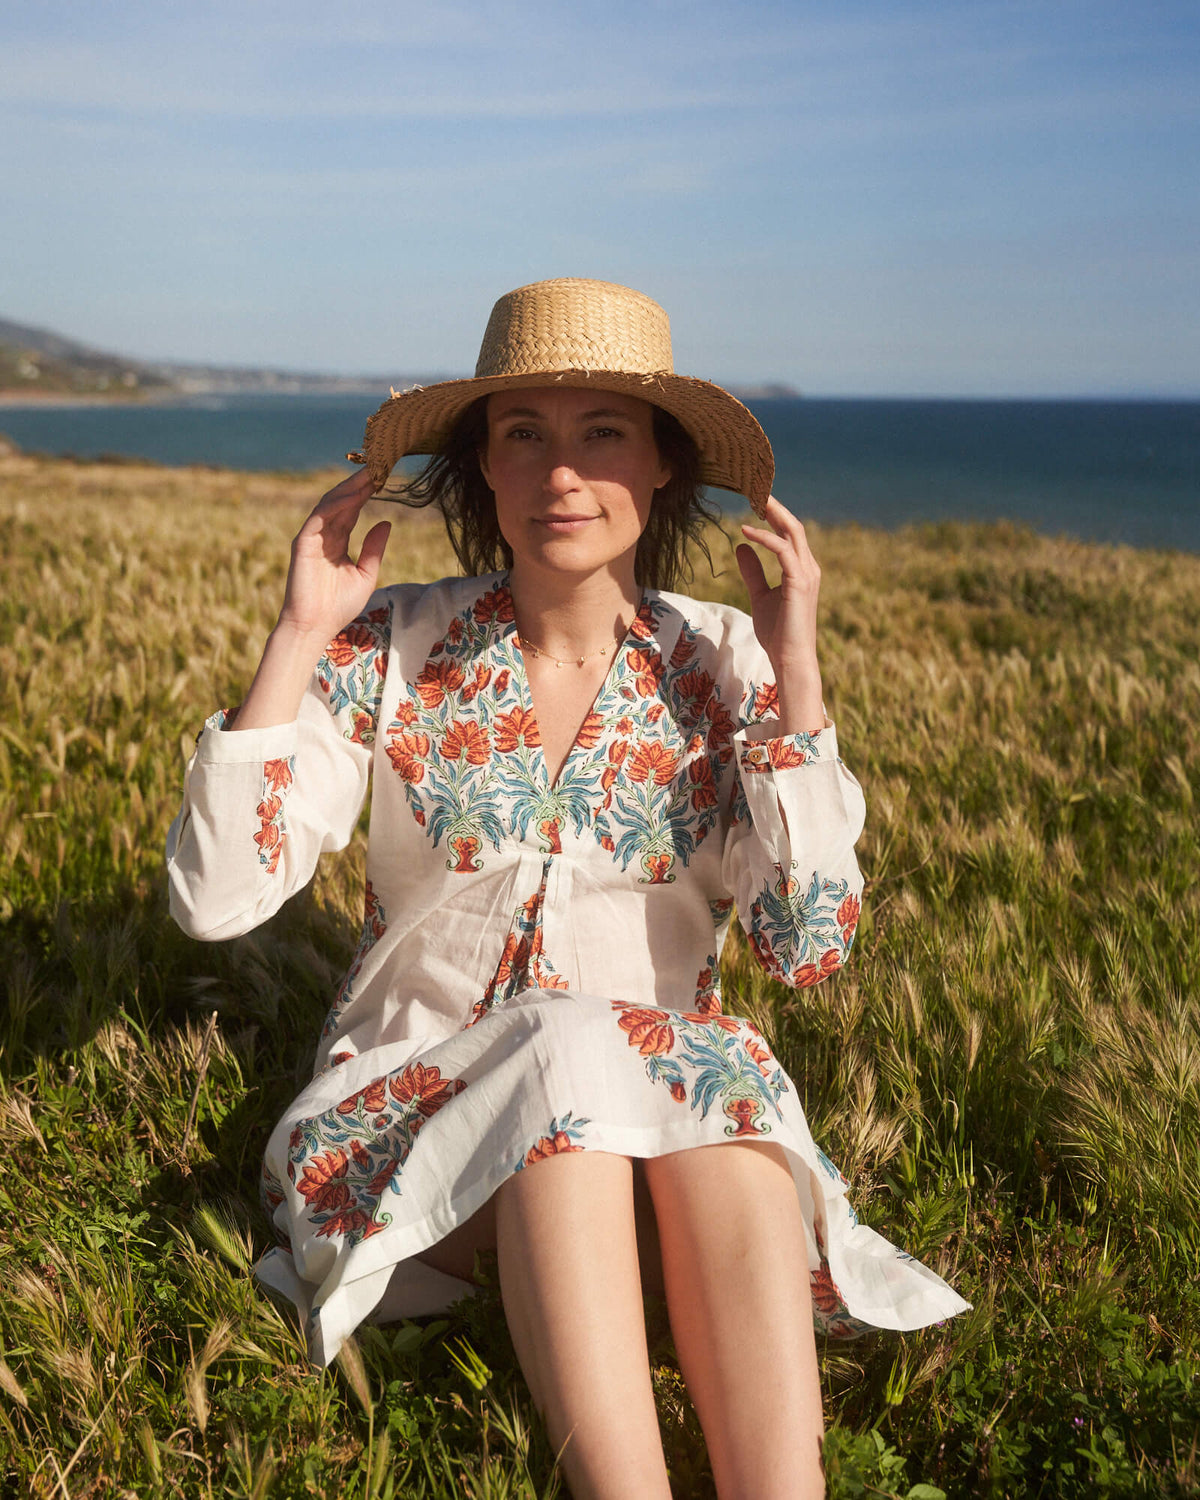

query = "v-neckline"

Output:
[[501, 581, 655, 793]]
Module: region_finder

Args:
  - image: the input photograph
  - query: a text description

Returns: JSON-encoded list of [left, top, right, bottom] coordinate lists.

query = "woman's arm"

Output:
[[722, 717, 865, 989], [735, 497, 825, 735], [722, 501, 866, 987], [235, 468, 391, 729], [166, 469, 393, 940]]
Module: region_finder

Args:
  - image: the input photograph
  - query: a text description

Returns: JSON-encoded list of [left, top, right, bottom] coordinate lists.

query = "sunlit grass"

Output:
[[2, 451, 1198, 1496]]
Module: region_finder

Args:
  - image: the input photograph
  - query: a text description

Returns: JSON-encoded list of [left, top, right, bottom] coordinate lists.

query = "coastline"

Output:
[[1, 394, 1194, 553], [0, 390, 160, 407]]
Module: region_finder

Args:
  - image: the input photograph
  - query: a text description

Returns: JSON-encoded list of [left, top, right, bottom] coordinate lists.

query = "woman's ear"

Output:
[[477, 446, 492, 488]]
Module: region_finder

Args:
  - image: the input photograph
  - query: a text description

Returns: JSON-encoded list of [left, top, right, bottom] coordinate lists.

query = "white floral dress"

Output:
[[167, 574, 969, 1366]]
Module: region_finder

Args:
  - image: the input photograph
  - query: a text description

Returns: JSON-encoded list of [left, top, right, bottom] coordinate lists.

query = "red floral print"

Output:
[[811, 1260, 847, 1319], [254, 795, 284, 873], [254, 753, 295, 875], [752, 682, 780, 717], [627, 647, 664, 696], [325, 622, 384, 669], [674, 667, 716, 707], [692, 963, 721, 1015], [576, 710, 604, 748], [448, 833, 483, 873], [297, 1148, 350, 1211], [366, 1157, 399, 1197], [626, 741, 680, 786], [388, 1062, 468, 1116], [474, 587, 515, 624], [640, 852, 675, 884], [263, 758, 294, 794], [493, 705, 541, 751], [441, 719, 491, 765], [471, 865, 571, 1023], [337, 1078, 387, 1116], [618, 1007, 676, 1056], [767, 739, 809, 771], [688, 757, 718, 810], [524, 1129, 584, 1165], [385, 729, 430, 784], [317, 603, 391, 744], [459, 665, 491, 702], [705, 697, 736, 751], [415, 659, 465, 709], [629, 612, 654, 641], [837, 893, 861, 942], [669, 630, 697, 668], [723, 1096, 766, 1136]]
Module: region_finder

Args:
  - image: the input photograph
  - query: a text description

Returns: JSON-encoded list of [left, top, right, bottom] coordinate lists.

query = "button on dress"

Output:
[[167, 575, 969, 1365]]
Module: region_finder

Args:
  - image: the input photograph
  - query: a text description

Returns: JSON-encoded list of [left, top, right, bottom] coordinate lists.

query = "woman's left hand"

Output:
[[736, 497, 826, 735]]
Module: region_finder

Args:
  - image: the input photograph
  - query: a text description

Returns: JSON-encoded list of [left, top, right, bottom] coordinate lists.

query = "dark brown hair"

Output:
[[399, 395, 721, 591]]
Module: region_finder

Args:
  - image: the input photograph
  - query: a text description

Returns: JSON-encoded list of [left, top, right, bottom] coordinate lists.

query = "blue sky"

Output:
[[2, 0, 1197, 395]]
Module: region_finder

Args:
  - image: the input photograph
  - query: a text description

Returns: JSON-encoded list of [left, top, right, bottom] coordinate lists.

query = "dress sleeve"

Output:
[[719, 667, 866, 990], [166, 593, 393, 941]]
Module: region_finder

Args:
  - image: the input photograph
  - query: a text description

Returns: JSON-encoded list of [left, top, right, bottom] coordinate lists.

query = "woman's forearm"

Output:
[[774, 657, 826, 736], [228, 621, 330, 730], [219, 468, 391, 732]]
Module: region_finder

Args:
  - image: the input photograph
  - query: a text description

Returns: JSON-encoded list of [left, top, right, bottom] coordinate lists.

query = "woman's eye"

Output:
[[504, 426, 538, 441], [588, 426, 621, 440]]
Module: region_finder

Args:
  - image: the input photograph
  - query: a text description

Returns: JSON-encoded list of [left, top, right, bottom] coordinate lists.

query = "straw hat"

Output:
[[348, 278, 774, 516]]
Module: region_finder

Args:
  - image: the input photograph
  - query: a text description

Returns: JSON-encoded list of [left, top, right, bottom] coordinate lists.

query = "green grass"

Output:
[[2, 452, 1198, 1497]]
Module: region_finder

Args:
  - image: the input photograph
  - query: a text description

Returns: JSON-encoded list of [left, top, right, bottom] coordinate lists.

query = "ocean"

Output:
[[1, 393, 1196, 553]]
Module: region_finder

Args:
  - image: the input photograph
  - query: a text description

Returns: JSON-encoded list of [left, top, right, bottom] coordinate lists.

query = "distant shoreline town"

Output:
[[0, 314, 798, 405]]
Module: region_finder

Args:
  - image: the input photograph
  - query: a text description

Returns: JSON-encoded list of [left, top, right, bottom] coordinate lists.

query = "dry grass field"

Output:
[[1, 449, 1198, 1497]]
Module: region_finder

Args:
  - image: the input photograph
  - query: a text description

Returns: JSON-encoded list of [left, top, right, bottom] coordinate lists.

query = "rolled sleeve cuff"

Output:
[[735, 719, 840, 774], [194, 712, 300, 765]]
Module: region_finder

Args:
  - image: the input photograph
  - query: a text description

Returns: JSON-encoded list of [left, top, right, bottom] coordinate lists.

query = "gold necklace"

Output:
[[517, 632, 623, 669], [517, 605, 640, 669]]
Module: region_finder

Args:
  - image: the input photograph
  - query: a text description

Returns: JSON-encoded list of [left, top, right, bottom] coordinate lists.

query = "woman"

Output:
[[167, 279, 967, 1499]]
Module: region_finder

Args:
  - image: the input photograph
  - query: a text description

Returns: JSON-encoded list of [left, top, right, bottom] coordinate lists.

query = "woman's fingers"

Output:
[[294, 471, 380, 565], [301, 467, 377, 534], [735, 542, 770, 605], [356, 519, 392, 583], [741, 499, 819, 582], [277, 469, 389, 639]]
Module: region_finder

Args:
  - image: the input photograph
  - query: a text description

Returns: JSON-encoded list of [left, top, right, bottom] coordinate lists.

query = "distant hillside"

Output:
[[0, 314, 797, 402], [0, 317, 175, 397], [0, 316, 438, 400]]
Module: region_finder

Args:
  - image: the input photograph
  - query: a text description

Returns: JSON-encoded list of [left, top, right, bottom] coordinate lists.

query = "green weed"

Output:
[[2, 452, 1198, 1496]]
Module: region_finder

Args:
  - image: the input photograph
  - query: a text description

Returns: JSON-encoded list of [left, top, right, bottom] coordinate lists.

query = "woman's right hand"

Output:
[[226, 468, 392, 732], [276, 467, 392, 645]]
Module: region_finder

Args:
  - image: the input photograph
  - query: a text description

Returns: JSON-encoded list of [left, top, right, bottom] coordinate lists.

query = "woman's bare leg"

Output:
[[643, 1141, 825, 1500], [413, 1197, 497, 1280], [494, 1151, 672, 1500]]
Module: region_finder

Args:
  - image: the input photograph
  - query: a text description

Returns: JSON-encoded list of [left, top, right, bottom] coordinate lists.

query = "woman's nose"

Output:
[[544, 462, 581, 494]]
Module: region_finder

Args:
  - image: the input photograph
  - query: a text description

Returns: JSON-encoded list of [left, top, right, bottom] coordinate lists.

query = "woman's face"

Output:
[[479, 386, 670, 588]]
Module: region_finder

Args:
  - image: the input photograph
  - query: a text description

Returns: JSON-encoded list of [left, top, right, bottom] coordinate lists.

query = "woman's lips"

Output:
[[538, 514, 596, 533]]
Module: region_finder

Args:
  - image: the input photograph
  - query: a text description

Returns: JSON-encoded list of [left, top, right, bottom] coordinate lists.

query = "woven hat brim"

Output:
[[354, 369, 774, 517]]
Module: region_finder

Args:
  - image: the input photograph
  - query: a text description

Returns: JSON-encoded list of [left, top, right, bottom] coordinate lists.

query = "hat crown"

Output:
[[475, 278, 674, 380]]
